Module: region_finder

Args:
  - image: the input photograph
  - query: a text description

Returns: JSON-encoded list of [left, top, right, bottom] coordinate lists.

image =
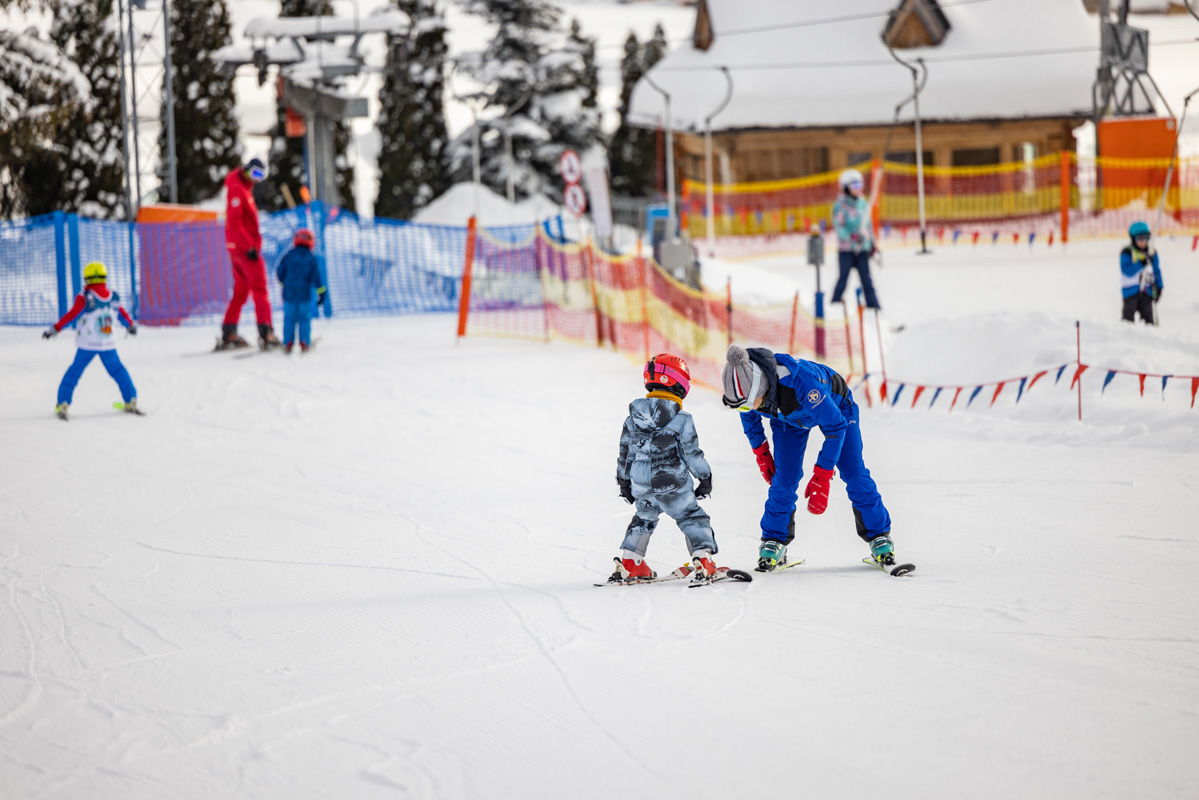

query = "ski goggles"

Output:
[[248, 165, 266, 182], [1134, 234, 1150, 244], [849, 180, 864, 191]]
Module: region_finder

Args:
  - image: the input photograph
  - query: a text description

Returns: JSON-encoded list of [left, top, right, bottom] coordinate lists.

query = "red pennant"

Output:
[[948, 387, 963, 412], [1069, 364, 1089, 390], [1192, 235, 1198, 252], [990, 381, 1006, 407], [1047, 230, 1055, 247], [1192, 377, 1199, 409], [971, 231, 980, 245], [911, 386, 926, 408], [880, 381, 888, 402], [1138, 374, 1146, 397], [1027, 370, 1048, 391], [1012, 232, 1019, 245]]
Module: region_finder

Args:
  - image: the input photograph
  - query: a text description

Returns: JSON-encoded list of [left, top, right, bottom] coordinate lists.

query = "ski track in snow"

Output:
[[1, 240, 1197, 798]]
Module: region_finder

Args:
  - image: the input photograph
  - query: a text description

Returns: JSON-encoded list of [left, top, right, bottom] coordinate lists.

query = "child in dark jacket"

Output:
[[1121, 221, 1163, 325], [611, 354, 720, 585], [275, 228, 326, 353]]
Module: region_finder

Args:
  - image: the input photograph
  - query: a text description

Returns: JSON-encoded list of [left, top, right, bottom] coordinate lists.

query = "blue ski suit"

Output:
[[276, 245, 323, 347], [737, 348, 890, 544]]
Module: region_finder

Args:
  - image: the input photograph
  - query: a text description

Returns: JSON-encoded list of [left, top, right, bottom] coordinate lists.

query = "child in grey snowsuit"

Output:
[[612, 353, 719, 583]]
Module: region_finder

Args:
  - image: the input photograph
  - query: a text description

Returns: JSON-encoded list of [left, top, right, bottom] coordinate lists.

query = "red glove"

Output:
[[752, 442, 775, 484], [804, 466, 834, 514]]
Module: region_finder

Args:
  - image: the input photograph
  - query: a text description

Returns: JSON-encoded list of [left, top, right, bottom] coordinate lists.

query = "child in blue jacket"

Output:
[[721, 344, 896, 572], [275, 228, 326, 353], [1121, 221, 1162, 325]]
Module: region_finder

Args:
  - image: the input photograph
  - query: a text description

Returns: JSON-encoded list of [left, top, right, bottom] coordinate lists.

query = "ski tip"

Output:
[[726, 568, 754, 582], [889, 563, 916, 577]]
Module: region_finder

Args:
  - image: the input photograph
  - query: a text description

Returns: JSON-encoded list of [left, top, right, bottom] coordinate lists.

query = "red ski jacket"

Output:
[[224, 168, 262, 258]]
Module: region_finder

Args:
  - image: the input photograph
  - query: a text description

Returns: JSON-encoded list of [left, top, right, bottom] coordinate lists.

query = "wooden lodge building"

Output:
[[626, 0, 1112, 185]]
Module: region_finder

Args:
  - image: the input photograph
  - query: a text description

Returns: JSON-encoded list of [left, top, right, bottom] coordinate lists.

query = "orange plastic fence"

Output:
[[460, 228, 855, 387]]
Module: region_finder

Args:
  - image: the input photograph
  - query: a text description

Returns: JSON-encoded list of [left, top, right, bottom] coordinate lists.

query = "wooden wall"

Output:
[[674, 117, 1083, 184]]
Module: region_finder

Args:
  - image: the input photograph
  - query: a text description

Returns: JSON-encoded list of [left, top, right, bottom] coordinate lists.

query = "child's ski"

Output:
[[686, 568, 754, 588], [596, 564, 693, 587], [862, 557, 915, 577], [112, 402, 145, 416]]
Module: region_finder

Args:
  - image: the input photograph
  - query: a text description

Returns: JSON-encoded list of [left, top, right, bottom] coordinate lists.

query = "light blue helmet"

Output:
[[1129, 221, 1150, 239]]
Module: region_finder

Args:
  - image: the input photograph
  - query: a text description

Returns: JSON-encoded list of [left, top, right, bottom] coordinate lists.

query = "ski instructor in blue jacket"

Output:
[[721, 344, 896, 572]]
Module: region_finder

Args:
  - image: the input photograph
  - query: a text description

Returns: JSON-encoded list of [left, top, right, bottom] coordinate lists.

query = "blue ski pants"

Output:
[[622, 488, 717, 558], [831, 250, 880, 309], [57, 348, 136, 405], [762, 399, 890, 544], [282, 300, 313, 347]]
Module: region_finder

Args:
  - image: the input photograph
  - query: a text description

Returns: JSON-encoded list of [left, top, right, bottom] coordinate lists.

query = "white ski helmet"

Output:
[[839, 168, 865, 189]]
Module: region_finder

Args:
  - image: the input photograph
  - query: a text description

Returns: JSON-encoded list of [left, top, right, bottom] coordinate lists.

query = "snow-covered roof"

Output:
[[628, 0, 1107, 132]]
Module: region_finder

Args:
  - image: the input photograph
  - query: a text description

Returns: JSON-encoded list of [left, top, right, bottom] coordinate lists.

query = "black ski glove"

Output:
[[695, 476, 712, 500], [617, 477, 634, 505], [247, 247, 259, 261], [1155, 286, 1163, 301], [42, 326, 57, 339], [128, 324, 137, 335]]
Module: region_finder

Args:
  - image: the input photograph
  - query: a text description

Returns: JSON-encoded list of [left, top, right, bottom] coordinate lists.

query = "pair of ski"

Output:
[[757, 556, 915, 577], [597, 560, 754, 588], [752, 556, 911, 575], [599, 555, 915, 586], [54, 401, 145, 421]]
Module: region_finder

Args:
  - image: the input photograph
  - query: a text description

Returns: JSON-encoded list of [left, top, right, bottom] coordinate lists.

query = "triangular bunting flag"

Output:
[[952, 230, 962, 244], [911, 386, 926, 408], [1101, 370, 1117, 395], [1027, 370, 1048, 391], [929, 387, 942, 409], [891, 384, 905, 406], [1138, 374, 1146, 397], [1055, 364, 1069, 385], [880, 381, 888, 402], [967, 385, 984, 408], [1015, 376, 1028, 403], [1028, 232, 1036, 247], [1069, 364, 1089, 390], [1162, 375, 1171, 399], [991, 231, 999, 245], [1048, 230, 1055, 247], [1192, 377, 1198, 409], [972, 231, 980, 245], [990, 382, 1006, 407], [948, 387, 963, 412]]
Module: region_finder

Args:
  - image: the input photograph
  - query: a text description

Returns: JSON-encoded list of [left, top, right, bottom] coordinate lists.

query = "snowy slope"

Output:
[[2, 239, 1198, 798]]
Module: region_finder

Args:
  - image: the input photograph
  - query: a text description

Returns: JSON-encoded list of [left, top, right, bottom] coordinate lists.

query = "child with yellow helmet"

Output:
[[43, 261, 141, 420]]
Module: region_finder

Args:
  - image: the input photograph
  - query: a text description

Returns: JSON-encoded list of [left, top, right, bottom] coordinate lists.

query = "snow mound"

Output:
[[412, 181, 563, 228]]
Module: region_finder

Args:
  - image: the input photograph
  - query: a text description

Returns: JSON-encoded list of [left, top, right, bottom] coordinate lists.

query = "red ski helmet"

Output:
[[644, 353, 691, 399], [294, 228, 315, 249]]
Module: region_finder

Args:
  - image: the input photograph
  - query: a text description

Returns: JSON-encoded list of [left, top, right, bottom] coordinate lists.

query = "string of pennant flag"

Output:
[[848, 364, 1199, 411]]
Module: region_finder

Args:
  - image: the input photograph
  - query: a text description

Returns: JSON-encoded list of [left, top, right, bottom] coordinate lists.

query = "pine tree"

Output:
[[17, 0, 125, 218], [609, 24, 666, 198], [159, 0, 241, 205], [257, 0, 355, 212], [450, 0, 601, 201], [0, 25, 85, 218], [375, 0, 450, 220]]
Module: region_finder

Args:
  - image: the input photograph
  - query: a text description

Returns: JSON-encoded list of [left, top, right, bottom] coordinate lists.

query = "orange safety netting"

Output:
[[681, 153, 1199, 248], [460, 227, 860, 389]]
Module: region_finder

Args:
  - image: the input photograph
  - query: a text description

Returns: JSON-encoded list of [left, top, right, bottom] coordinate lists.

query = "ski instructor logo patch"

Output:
[[807, 389, 821, 404]]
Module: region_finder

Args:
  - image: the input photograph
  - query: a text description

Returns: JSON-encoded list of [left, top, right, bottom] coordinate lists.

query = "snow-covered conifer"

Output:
[[609, 24, 666, 198], [159, 0, 241, 205], [11, 0, 125, 218], [450, 0, 601, 201], [375, 0, 450, 220], [0, 24, 89, 218]]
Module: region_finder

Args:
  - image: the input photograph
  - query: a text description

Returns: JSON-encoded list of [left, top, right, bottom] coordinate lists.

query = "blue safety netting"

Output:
[[0, 214, 66, 326]]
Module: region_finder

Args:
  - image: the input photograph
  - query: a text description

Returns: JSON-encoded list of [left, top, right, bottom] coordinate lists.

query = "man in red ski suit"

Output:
[[220, 158, 280, 348]]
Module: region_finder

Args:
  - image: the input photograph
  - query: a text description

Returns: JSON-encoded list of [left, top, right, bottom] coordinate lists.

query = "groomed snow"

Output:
[[1, 239, 1197, 798]]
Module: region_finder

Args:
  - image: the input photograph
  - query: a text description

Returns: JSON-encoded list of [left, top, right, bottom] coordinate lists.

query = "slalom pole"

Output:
[[1076, 320, 1082, 422], [856, 287, 872, 407], [874, 307, 888, 404], [843, 302, 855, 376], [455, 215, 478, 343]]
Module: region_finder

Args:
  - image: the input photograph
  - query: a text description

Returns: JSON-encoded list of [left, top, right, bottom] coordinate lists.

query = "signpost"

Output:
[[560, 149, 587, 218]]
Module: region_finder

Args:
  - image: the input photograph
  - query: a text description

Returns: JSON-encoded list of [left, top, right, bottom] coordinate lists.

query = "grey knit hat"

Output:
[[722, 344, 766, 409]]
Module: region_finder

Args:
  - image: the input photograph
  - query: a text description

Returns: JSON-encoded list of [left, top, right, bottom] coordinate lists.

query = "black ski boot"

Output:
[[257, 323, 282, 350], [216, 323, 249, 350]]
